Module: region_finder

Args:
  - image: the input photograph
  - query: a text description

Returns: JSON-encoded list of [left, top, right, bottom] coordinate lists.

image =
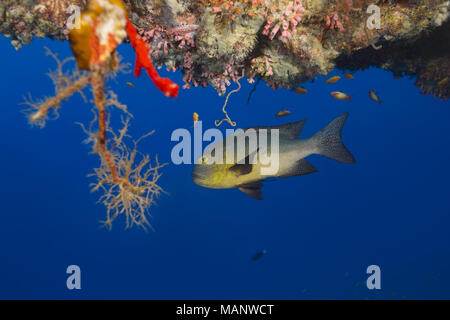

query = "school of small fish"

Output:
[[191, 72, 383, 125]]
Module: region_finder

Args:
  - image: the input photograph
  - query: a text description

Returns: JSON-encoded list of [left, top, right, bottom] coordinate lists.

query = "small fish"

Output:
[[193, 112, 199, 126], [330, 91, 351, 101], [251, 250, 267, 261], [275, 109, 291, 118], [326, 76, 341, 83], [126, 82, 135, 88], [293, 86, 308, 95], [369, 89, 381, 104], [438, 77, 449, 86], [343, 73, 354, 80], [192, 113, 355, 199]]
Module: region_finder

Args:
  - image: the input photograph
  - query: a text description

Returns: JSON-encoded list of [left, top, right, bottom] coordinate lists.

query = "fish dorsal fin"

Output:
[[238, 181, 263, 200], [249, 119, 306, 140], [278, 159, 318, 178], [229, 147, 259, 176]]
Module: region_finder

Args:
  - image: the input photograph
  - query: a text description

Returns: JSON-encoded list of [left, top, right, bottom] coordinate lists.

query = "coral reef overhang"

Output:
[[1, 0, 449, 100]]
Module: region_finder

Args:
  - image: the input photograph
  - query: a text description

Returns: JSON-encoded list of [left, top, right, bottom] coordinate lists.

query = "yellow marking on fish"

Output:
[[203, 162, 235, 186]]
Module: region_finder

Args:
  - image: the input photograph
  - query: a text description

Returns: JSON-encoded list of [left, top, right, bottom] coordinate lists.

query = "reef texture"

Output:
[[1, 0, 449, 100]]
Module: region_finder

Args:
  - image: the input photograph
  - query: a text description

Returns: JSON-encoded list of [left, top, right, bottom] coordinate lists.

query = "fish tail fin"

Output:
[[311, 113, 355, 164], [347, 95, 352, 101]]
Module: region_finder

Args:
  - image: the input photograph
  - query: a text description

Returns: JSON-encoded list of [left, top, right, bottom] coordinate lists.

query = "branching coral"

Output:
[[22, 0, 179, 229], [83, 118, 166, 230], [24, 49, 91, 127]]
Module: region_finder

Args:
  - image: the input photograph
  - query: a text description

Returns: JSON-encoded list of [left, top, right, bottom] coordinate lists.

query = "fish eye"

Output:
[[201, 155, 208, 164]]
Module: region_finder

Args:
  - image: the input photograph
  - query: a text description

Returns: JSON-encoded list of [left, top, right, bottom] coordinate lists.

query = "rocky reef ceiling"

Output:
[[0, 0, 449, 100]]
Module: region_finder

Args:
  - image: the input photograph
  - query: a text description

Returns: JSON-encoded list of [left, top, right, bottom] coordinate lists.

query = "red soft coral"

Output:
[[126, 19, 179, 98]]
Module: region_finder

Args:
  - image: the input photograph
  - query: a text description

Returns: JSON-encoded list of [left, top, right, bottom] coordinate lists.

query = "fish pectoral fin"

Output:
[[229, 162, 253, 176], [238, 182, 263, 200], [229, 147, 259, 176], [278, 159, 318, 178]]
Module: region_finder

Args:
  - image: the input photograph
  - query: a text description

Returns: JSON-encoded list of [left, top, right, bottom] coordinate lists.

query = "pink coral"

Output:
[[262, 0, 305, 42], [324, 11, 344, 32]]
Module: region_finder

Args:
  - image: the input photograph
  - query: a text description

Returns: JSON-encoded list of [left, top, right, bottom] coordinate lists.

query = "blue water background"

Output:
[[0, 38, 449, 299]]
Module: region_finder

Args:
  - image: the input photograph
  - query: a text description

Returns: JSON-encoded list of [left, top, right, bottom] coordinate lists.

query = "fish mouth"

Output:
[[191, 171, 205, 186], [191, 171, 212, 188]]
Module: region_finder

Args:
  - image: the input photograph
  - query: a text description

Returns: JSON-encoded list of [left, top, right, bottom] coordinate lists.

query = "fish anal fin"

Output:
[[238, 181, 263, 200], [278, 159, 318, 178]]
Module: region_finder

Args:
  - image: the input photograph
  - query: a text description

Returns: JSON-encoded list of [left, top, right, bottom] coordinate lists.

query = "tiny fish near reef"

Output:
[[343, 73, 354, 80], [252, 250, 267, 261], [293, 87, 308, 95], [331, 91, 352, 101], [192, 113, 355, 200], [275, 109, 291, 118], [326, 76, 341, 83], [369, 89, 381, 104], [438, 77, 449, 87]]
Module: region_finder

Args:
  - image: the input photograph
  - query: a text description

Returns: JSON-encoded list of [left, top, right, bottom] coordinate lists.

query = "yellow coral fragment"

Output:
[[69, 0, 128, 70]]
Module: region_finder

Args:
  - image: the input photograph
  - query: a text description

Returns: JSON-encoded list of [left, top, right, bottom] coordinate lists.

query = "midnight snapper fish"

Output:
[[191, 113, 355, 200]]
